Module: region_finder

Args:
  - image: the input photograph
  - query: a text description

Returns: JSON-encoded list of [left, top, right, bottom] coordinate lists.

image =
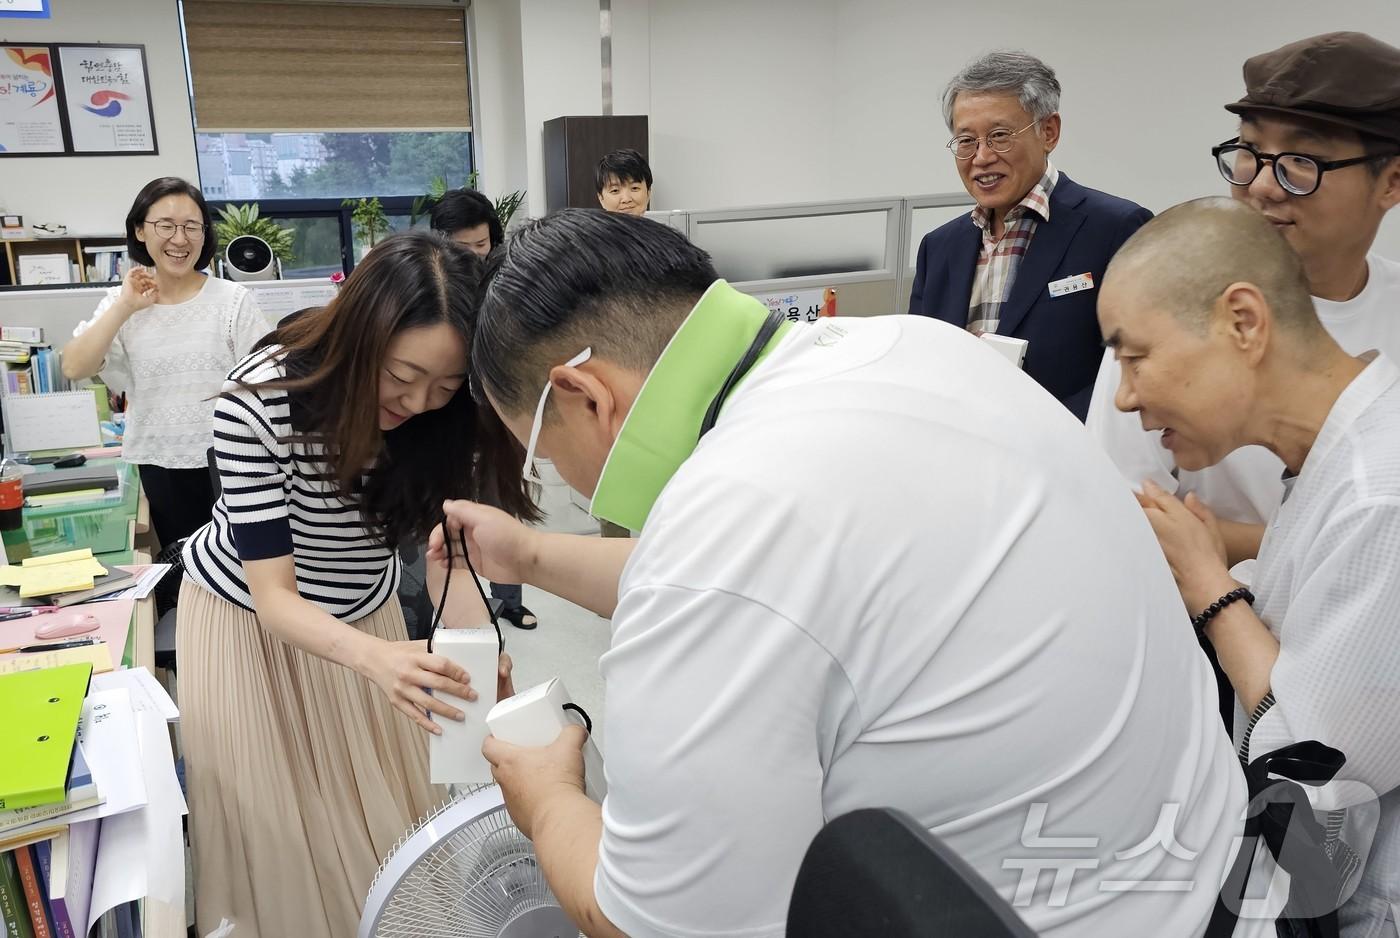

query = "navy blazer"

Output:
[[908, 173, 1152, 421]]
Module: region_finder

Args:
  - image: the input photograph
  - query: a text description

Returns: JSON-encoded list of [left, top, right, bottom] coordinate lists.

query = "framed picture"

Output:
[[55, 44, 157, 155], [17, 253, 72, 285], [0, 46, 66, 155], [0, 0, 51, 19]]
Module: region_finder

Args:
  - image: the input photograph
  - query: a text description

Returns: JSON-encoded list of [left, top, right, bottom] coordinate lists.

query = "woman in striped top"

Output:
[[178, 231, 536, 938]]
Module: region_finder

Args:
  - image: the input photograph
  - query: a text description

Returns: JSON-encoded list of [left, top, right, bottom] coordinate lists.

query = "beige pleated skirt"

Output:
[[177, 579, 446, 938]]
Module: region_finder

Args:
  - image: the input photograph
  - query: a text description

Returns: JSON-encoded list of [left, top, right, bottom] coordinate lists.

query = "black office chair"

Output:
[[788, 808, 1037, 938], [151, 537, 187, 674], [206, 445, 220, 498]]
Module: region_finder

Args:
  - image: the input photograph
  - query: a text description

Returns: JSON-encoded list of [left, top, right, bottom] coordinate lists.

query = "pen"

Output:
[[0, 609, 52, 622], [1, 637, 102, 654], [0, 606, 58, 615]]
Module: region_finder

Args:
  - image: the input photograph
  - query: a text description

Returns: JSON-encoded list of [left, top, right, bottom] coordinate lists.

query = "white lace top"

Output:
[[73, 276, 275, 469]]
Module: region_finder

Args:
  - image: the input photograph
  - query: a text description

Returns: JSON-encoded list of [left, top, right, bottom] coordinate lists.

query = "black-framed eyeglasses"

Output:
[[946, 121, 1039, 160], [1211, 137, 1400, 197], [143, 219, 207, 240]]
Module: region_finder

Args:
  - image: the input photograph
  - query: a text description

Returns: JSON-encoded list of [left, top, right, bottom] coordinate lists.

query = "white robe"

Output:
[[1247, 352, 1400, 937]]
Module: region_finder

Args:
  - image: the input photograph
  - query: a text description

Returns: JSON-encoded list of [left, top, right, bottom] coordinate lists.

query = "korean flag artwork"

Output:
[[58, 45, 156, 154]]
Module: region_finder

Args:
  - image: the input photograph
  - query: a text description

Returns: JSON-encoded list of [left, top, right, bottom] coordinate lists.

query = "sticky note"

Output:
[[22, 548, 95, 567], [0, 642, 111, 675], [19, 570, 95, 598]]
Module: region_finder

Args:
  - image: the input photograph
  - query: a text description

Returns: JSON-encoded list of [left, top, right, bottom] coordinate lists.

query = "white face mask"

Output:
[[521, 347, 592, 484]]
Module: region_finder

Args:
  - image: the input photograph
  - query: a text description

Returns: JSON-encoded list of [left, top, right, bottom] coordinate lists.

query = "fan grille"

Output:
[[365, 787, 582, 938]]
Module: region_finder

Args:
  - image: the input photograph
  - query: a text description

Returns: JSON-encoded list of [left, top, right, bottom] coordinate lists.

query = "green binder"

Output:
[[0, 663, 92, 811]]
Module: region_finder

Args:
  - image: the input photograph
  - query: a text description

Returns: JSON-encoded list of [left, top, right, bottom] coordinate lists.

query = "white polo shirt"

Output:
[[594, 313, 1250, 937], [1087, 254, 1400, 522], [1244, 353, 1400, 936]]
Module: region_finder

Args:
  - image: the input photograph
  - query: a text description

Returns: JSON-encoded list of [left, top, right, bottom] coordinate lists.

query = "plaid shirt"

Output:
[[966, 164, 1059, 336]]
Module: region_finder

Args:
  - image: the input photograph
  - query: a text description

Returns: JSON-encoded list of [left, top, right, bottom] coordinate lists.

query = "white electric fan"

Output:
[[359, 784, 582, 938], [222, 234, 282, 282]]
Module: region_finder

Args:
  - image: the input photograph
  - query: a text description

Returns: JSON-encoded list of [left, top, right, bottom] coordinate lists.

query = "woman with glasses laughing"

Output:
[[62, 176, 276, 544]]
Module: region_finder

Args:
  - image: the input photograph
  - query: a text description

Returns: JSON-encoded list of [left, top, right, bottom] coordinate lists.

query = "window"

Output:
[[277, 214, 345, 279], [195, 131, 472, 202], [181, 0, 473, 273]]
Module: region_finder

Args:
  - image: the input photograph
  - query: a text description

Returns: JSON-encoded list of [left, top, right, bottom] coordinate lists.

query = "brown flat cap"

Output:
[[1226, 32, 1400, 143]]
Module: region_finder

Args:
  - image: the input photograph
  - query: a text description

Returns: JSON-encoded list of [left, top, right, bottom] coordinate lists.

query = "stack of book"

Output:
[[0, 821, 103, 938], [81, 249, 127, 287], [0, 655, 175, 938], [0, 330, 67, 399]]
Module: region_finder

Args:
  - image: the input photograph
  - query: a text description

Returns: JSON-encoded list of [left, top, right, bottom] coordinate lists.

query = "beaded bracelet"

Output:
[[1192, 586, 1255, 634]]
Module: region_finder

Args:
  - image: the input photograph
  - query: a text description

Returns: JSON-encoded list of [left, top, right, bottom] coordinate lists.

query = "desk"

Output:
[[12, 475, 182, 937], [129, 483, 155, 673], [128, 488, 181, 938], [131, 548, 155, 674]]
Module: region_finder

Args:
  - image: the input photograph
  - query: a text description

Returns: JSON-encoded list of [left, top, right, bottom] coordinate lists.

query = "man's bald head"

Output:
[[1104, 197, 1319, 340], [1099, 197, 1353, 472]]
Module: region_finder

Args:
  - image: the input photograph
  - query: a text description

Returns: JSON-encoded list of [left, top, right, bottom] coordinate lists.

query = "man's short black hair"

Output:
[[595, 148, 653, 194], [1361, 131, 1400, 178], [125, 177, 217, 270], [474, 208, 716, 414], [430, 188, 504, 246]]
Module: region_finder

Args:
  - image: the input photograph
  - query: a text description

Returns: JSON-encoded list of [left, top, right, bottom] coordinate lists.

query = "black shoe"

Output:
[[500, 604, 539, 630]]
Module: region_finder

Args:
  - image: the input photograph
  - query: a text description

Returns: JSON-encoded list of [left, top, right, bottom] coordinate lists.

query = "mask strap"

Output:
[[698, 309, 787, 439]]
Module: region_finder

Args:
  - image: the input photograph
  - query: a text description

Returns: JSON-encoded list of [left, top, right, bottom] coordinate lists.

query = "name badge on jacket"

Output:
[[1048, 272, 1095, 298]]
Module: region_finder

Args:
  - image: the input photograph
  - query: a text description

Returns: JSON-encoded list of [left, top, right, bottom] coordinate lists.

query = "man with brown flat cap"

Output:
[[1090, 31, 1400, 561]]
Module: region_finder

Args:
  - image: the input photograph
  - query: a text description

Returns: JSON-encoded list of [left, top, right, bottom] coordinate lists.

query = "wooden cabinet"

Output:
[[542, 115, 650, 213], [1, 235, 127, 289]]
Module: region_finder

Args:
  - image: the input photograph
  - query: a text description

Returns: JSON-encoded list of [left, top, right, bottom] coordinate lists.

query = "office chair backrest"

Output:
[[788, 808, 1037, 938], [206, 445, 221, 498]]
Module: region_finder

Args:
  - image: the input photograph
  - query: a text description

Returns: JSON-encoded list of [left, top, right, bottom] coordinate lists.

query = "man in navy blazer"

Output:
[[910, 51, 1152, 421]]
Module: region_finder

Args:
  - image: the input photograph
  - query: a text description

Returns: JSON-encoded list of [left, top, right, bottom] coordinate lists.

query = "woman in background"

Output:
[[179, 231, 533, 936], [430, 188, 540, 630], [63, 176, 274, 545]]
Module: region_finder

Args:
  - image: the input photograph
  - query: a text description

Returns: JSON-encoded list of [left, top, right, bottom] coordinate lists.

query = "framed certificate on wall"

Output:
[[0, 0, 51, 18], [0, 46, 66, 155], [55, 44, 158, 155]]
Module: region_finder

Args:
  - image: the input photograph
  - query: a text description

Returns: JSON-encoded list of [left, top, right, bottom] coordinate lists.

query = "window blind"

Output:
[[182, 0, 471, 131]]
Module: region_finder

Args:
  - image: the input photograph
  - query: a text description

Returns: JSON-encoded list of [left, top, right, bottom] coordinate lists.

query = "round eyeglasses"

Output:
[[1211, 138, 1399, 197], [143, 220, 207, 240], [946, 121, 1039, 160]]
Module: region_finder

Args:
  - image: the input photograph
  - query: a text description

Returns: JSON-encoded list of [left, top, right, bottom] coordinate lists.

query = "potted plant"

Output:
[[213, 203, 296, 265], [343, 196, 391, 253]]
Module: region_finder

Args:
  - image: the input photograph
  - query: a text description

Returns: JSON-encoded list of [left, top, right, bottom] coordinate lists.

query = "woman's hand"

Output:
[[359, 638, 482, 734], [114, 266, 159, 316], [1137, 480, 1236, 613], [428, 500, 540, 586]]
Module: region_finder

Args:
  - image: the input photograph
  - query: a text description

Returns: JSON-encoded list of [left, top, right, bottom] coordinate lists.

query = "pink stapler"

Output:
[[33, 612, 100, 641]]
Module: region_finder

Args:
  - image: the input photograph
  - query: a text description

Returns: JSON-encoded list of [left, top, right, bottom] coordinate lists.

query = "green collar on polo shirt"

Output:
[[589, 280, 792, 532]]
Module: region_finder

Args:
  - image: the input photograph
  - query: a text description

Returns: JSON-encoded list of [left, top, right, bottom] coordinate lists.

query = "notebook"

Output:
[[51, 571, 138, 608], [0, 663, 92, 811], [21, 467, 120, 497]]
